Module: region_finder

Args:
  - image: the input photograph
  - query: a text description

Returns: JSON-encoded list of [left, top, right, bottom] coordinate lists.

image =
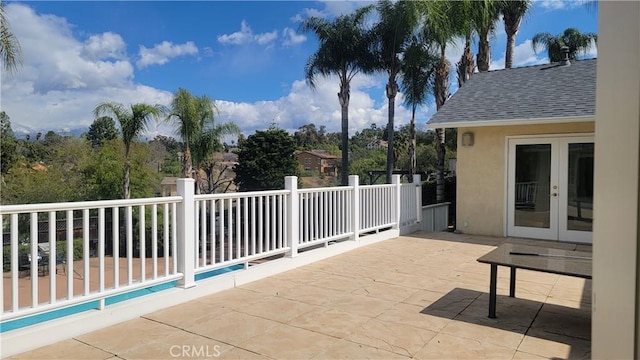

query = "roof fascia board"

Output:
[[425, 115, 595, 129]]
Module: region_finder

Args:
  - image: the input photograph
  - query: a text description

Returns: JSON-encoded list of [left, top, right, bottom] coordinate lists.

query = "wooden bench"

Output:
[[477, 243, 591, 318]]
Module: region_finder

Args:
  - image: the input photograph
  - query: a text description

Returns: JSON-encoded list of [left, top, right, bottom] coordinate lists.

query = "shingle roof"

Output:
[[427, 58, 596, 127]]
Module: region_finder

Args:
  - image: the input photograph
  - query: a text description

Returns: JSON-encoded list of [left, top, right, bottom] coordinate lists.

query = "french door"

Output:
[[507, 136, 594, 243]]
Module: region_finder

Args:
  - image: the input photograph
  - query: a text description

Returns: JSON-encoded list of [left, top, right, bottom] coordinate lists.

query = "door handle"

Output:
[[550, 193, 558, 197]]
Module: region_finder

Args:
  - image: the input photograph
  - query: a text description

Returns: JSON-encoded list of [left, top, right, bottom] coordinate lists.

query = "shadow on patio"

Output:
[[6, 231, 591, 360]]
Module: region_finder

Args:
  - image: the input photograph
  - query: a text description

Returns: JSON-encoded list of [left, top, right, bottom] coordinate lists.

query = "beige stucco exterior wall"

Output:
[[456, 121, 594, 237], [592, 2, 640, 358]]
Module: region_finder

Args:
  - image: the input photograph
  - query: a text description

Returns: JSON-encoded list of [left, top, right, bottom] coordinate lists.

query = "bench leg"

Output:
[[510, 267, 516, 297], [489, 264, 497, 318]]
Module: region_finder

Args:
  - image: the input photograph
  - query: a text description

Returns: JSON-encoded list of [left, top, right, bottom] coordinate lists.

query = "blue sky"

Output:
[[1, 1, 597, 139]]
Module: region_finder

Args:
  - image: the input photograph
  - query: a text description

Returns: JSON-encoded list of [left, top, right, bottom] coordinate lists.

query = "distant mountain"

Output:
[[10, 122, 88, 139]]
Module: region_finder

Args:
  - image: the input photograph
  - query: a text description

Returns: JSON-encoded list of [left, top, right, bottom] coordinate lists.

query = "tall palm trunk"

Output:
[[477, 29, 492, 72], [434, 51, 449, 203], [457, 34, 475, 87], [338, 77, 350, 186], [123, 157, 131, 199], [408, 107, 416, 183], [385, 75, 398, 184], [182, 146, 192, 178], [504, 16, 520, 68]]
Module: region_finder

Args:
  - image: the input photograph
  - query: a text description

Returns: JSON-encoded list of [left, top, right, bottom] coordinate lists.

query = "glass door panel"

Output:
[[567, 143, 594, 231], [514, 144, 552, 228]]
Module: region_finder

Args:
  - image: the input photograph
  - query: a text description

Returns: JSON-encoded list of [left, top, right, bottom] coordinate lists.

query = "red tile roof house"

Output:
[[296, 150, 339, 177]]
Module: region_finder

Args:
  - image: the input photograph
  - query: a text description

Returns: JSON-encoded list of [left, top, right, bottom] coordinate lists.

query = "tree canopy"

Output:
[[234, 127, 299, 191]]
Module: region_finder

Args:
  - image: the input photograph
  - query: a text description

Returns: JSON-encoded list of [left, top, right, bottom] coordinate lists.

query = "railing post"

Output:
[[414, 174, 422, 225], [285, 176, 299, 257], [349, 175, 359, 243], [392, 174, 401, 230], [176, 178, 196, 288]]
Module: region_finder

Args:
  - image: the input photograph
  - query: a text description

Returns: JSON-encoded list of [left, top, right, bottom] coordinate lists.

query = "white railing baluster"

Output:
[[48, 211, 56, 305], [200, 200, 206, 267], [172, 202, 177, 274], [219, 199, 225, 263], [243, 198, 249, 257], [164, 203, 169, 276], [139, 205, 146, 283], [83, 209, 90, 296], [66, 211, 73, 300], [194, 201, 200, 266], [227, 198, 232, 261], [209, 199, 216, 265], [126, 206, 133, 286], [236, 198, 241, 259], [271, 195, 276, 250], [113, 207, 119, 289], [98, 208, 105, 295], [30, 213, 38, 308], [11, 214, 18, 311], [258, 196, 263, 254], [277, 194, 283, 249], [251, 197, 256, 256], [152, 204, 158, 279]]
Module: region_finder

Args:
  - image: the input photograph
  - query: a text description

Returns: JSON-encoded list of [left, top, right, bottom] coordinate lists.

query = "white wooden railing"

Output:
[[1, 174, 421, 328]]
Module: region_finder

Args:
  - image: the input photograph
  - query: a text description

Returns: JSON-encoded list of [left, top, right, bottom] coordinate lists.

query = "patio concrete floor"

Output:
[[6, 232, 592, 360]]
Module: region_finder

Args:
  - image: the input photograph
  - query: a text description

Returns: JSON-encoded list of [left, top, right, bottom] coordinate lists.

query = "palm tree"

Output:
[[93, 102, 164, 199], [400, 36, 438, 180], [532, 27, 598, 62], [301, 5, 374, 186], [453, 0, 477, 87], [499, 0, 532, 69], [0, 0, 22, 74], [473, 0, 501, 72], [419, 1, 460, 202], [373, 0, 419, 183], [191, 122, 240, 194], [166, 88, 239, 193]]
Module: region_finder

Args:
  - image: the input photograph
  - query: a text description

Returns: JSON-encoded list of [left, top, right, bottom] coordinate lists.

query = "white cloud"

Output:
[[137, 41, 198, 69], [0, 4, 170, 132], [282, 28, 307, 46], [82, 32, 127, 61], [536, 0, 584, 10], [216, 74, 432, 137], [490, 39, 548, 70], [255, 30, 278, 45], [217, 20, 278, 46], [2, 3, 134, 95]]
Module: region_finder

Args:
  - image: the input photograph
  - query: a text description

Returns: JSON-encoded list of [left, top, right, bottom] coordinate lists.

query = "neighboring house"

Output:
[[296, 150, 339, 176], [427, 58, 596, 244]]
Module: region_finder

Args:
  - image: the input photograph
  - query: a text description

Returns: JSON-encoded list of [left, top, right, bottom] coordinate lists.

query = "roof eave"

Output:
[[425, 115, 595, 129]]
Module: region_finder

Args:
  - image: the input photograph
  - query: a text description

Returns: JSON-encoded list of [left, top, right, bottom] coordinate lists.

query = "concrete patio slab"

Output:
[[5, 232, 592, 360]]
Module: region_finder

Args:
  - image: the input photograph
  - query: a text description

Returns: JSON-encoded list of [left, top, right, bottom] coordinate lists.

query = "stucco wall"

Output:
[[456, 121, 594, 237]]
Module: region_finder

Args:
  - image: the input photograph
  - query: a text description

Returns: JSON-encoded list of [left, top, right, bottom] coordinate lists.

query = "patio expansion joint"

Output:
[[70, 337, 118, 359], [138, 314, 262, 357]]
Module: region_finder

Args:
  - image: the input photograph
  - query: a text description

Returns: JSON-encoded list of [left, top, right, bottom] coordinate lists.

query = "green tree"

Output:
[[86, 116, 118, 149], [373, 0, 419, 183], [499, 0, 532, 69], [83, 139, 122, 200], [93, 101, 164, 199], [0, 111, 18, 174], [301, 5, 375, 186], [400, 36, 438, 180], [0, 0, 22, 74], [234, 127, 298, 191], [532, 27, 597, 62]]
